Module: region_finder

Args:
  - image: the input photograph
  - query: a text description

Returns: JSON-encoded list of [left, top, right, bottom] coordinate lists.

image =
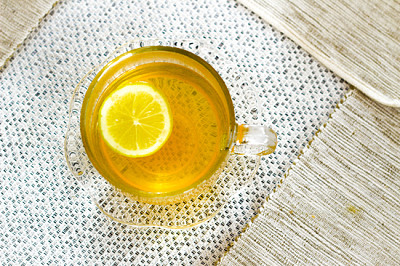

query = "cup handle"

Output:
[[232, 124, 277, 156]]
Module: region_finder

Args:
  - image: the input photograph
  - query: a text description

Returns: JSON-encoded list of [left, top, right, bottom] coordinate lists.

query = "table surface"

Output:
[[0, 0, 348, 264]]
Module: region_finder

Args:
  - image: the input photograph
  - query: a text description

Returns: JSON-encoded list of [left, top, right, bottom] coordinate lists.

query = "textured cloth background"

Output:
[[220, 89, 400, 265], [237, 0, 400, 107], [0, 0, 56, 67], [0, 0, 348, 264]]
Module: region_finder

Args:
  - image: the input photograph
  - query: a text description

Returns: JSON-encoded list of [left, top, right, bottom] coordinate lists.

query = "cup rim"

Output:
[[79, 41, 237, 203]]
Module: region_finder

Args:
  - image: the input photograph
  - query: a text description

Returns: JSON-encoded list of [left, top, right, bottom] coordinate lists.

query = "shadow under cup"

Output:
[[80, 46, 237, 204]]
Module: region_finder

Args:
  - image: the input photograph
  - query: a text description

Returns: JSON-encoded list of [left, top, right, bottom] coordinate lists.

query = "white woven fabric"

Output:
[[0, 0, 348, 264]]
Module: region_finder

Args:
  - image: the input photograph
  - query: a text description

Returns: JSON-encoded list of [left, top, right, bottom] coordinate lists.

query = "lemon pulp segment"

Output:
[[99, 83, 172, 157]]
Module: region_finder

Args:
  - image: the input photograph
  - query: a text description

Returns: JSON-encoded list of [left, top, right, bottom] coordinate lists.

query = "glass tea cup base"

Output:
[[65, 39, 270, 228]]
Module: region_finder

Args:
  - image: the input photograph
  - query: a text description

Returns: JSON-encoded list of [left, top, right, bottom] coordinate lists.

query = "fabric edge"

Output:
[[0, 0, 60, 72], [217, 87, 355, 265], [237, 0, 400, 108]]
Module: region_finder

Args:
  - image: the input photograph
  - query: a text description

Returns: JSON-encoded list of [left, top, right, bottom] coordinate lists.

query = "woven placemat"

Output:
[[0, 0, 349, 264]]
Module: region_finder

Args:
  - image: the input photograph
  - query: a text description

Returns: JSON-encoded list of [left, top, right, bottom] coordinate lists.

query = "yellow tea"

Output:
[[81, 47, 236, 200]]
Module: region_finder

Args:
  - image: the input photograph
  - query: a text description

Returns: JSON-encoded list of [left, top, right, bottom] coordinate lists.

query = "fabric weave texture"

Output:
[[0, 0, 56, 67], [237, 0, 400, 107], [0, 0, 348, 264], [220, 89, 400, 265]]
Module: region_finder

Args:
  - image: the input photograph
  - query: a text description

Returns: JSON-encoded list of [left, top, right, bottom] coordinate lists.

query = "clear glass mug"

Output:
[[65, 39, 277, 228]]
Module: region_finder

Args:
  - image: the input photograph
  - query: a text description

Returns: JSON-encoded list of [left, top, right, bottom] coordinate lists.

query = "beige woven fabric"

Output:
[[237, 0, 400, 107], [220, 89, 400, 265], [2, 0, 400, 264], [0, 0, 56, 68]]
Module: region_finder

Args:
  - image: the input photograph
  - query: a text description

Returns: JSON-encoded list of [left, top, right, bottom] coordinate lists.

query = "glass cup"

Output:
[[65, 39, 277, 228]]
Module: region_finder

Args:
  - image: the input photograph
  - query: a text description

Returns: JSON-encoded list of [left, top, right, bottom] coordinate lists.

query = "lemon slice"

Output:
[[99, 83, 172, 157]]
